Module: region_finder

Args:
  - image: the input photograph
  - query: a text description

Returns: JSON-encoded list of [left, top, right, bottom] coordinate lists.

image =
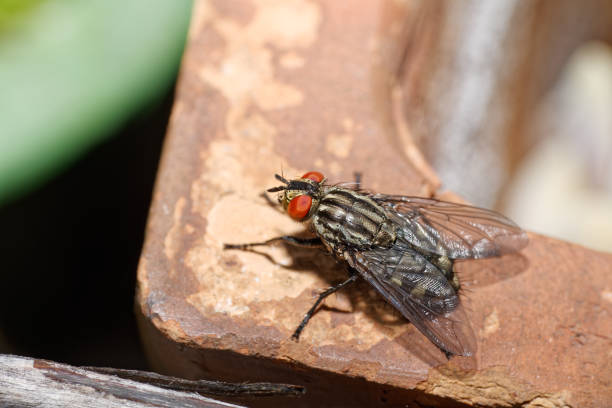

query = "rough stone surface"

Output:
[[136, 1, 612, 407]]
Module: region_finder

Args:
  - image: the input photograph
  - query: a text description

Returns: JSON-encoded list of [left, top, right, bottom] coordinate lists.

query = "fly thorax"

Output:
[[372, 219, 396, 247], [313, 188, 397, 250]]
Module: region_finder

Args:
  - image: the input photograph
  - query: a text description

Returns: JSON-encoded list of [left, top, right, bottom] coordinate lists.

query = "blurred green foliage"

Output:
[[0, 0, 193, 205], [0, 0, 44, 30]]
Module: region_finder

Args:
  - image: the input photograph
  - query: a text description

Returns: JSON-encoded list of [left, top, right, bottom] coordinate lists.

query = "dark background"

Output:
[[0, 88, 175, 369]]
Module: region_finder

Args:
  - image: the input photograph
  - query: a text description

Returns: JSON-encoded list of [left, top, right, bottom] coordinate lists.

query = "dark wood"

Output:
[[0, 354, 243, 408]]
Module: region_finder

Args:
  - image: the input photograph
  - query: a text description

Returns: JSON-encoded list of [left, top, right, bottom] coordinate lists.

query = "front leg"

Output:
[[224, 236, 323, 250], [292, 270, 359, 340], [260, 191, 284, 212]]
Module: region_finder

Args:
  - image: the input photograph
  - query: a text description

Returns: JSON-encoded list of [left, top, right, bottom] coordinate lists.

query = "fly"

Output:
[[224, 171, 528, 358]]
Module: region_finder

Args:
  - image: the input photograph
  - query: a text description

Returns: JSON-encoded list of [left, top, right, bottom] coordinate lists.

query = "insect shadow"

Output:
[[237, 234, 408, 323], [455, 252, 529, 289]]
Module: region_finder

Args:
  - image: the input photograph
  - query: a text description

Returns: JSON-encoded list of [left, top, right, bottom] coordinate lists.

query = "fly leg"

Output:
[[260, 191, 283, 212], [292, 272, 359, 340], [224, 236, 323, 250]]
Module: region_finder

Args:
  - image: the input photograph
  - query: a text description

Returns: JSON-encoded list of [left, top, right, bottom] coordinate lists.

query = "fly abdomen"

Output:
[[313, 188, 397, 249], [384, 247, 459, 315]]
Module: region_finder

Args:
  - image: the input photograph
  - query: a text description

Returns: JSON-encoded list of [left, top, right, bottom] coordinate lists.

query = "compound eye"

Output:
[[287, 195, 312, 220], [301, 171, 324, 183]]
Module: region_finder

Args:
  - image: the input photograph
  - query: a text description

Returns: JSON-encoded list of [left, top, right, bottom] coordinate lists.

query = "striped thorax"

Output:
[[313, 187, 397, 254]]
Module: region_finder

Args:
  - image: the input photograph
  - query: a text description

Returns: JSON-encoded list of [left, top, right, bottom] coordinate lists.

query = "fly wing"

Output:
[[372, 194, 528, 259], [348, 245, 476, 357]]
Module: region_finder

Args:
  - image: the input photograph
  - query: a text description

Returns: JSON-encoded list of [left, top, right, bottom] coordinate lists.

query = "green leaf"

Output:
[[0, 0, 193, 205]]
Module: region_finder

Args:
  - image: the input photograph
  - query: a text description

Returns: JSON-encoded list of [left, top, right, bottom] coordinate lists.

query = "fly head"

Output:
[[267, 171, 326, 221]]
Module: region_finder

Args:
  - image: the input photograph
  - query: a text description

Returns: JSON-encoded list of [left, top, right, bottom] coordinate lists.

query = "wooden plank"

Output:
[[0, 354, 243, 408]]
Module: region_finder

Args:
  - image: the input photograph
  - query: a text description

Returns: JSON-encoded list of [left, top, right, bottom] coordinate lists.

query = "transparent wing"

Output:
[[348, 244, 476, 357], [372, 194, 528, 259]]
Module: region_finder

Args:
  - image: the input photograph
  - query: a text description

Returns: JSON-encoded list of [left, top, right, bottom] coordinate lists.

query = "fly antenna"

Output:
[[267, 173, 289, 192], [274, 174, 289, 184]]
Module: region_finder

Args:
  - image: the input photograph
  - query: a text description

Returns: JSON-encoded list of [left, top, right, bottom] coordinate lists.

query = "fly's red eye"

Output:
[[287, 195, 312, 220], [301, 171, 324, 183]]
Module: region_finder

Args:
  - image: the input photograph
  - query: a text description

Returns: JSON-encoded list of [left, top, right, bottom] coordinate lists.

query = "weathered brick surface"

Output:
[[136, 1, 612, 406]]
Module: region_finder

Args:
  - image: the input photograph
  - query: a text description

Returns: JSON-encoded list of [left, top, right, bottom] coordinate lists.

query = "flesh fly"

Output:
[[224, 171, 528, 358]]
